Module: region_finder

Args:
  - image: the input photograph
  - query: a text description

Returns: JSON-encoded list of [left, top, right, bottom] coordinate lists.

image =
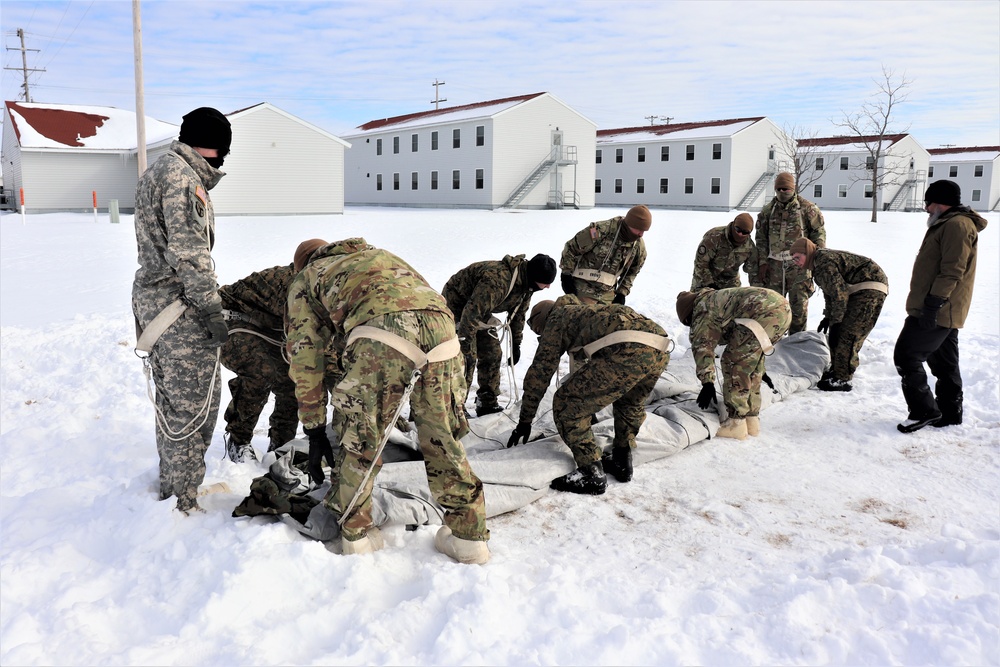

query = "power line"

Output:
[[4, 29, 45, 102]]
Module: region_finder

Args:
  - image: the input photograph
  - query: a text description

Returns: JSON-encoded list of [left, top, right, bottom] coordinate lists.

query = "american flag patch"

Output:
[[195, 186, 207, 206]]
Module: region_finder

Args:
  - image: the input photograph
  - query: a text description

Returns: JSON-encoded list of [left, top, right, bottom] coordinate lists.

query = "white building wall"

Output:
[[19, 151, 137, 211], [929, 154, 1000, 211], [730, 120, 793, 209], [1, 109, 23, 204]]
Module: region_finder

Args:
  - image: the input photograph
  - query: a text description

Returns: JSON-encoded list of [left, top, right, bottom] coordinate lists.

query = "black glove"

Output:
[[304, 425, 336, 485], [560, 273, 576, 295], [827, 322, 842, 352], [612, 293, 626, 305], [817, 317, 830, 334], [510, 341, 521, 366], [199, 304, 229, 347], [919, 295, 945, 330], [506, 421, 532, 448], [696, 383, 717, 410], [762, 373, 774, 390]]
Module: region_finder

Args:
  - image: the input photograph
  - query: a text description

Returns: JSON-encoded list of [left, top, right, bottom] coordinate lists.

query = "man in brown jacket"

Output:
[[894, 180, 989, 433]]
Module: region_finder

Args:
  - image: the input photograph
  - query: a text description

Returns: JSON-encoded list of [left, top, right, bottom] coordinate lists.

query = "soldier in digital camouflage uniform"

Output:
[[442, 253, 557, 416], [691, 212, 757, 290], [286, 237, 490, 563], [790, 238, 887, 392], [131, 108, 232, 515], [676, 287, 791, 441], [507, 295, 671, 494], [753, 172, 825, 334], [560, 205, 650, 305], [219, 263, 298, 462]]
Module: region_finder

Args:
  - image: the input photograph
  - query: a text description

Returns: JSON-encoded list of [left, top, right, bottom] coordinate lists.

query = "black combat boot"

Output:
[[932, 405, 963, 427], [550, 461, 607, 495], [601, 446, 633, 483], [225, 433, 258, 463], [475, 396, 503, 417]]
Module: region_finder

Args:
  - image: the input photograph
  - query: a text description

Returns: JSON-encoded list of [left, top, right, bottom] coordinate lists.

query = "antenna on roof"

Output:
[[4, 29, 45, 103], [659, 116, 674, 125], [431, 79, 447, 110], [940, 144, 956, 148], [644, 115, 658, 125]]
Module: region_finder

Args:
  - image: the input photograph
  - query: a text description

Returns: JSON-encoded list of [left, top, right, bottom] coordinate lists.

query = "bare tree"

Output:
[[835, 65, 912, 222], [777, 124, 832, 196]]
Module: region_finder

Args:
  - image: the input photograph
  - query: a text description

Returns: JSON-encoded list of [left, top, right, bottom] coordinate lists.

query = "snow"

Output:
[[598, 120, 759, 143], [1, 205, 998, 666], [7, 102, 178, 151], [344, 96, 540, 135]]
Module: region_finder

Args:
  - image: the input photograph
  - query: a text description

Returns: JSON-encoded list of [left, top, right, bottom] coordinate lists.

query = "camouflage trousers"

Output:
[[148, 312, 222, 513], [568, 276, 615, 305], [830, 290, 885, 381], [331, 310, 488, 542], [721, 300, 792, 418], [220, 330, 298, 445], [461, 327, 503, 405], [763, 259, 814, 334], [552, 343, 669, 467]]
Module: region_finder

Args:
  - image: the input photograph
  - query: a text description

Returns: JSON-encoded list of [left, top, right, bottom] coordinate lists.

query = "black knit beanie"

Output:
[[179, 107, 232, 154], [924, 180, 961, 207], [526, 254, 557, 285]]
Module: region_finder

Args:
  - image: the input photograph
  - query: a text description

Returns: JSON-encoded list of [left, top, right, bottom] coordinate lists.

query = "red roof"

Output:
[[798, 134, 908, 148], [5, 101, 109, 147], [357, 92, 547, 131], [597, 117, 765, 138], [928, 146, 1000, 155]]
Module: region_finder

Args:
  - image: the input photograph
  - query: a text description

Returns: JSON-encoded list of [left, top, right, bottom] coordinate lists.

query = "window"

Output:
[[928, 165, 934, 177], [865, 156, 874, 170], [712, 143, 722, 160], [431, 171, 438, 190], [686, 145, 695, 161], [815, 157, 825, 170], [840, 157, 849, 170], [638, 147, 646, 163], [711, 177, 720, 194], [684, 177, 693, 194], [949, 165, 958, 177], [615, 148, 623, 163], [596, 149, 602, 164], [659, 178, 668, 194], [411, 172, 418, 190], [614, 179, 623, 194], [393, 137, 399, 154], [476, 126, 485, 147], [814, 184, 823, 198], [453, 129, 460, 149], [838, 184, 848, 198], [661, 146, 669, 161], [376, 139, 383, 156], [393, 173, 399, 190], [452, 170, 460, 189], [595, 179, 602, 194], [376, 174, 382, 191], [431, 131, 439, 151], [768, 147, 775, 160], [975, 165, 984, 177], [864, 183, 873, 198], [636, 178, 645, 194], [475, 168, 484, 189], [411, 134, 418, 152], [972, 189, 982, 202]]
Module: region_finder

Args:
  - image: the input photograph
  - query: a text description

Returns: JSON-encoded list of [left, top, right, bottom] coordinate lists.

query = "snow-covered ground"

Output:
[[1, 205, 997, 666]]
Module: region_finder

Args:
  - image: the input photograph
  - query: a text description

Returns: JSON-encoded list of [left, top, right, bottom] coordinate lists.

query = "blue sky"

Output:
[[1, 1, 998, 148]]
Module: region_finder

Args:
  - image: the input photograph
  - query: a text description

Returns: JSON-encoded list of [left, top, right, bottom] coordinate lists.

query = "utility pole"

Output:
[[4, 29, 45, 102], [659, 116, 674, 125], [431, 79, 447, 109], [644, 115, 658, 125], [132, 0, 147, 175]]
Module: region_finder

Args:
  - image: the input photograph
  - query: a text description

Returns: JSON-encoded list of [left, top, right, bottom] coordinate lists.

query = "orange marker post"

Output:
[[19, 188, 25, 225], [93, 191, 98, 223]]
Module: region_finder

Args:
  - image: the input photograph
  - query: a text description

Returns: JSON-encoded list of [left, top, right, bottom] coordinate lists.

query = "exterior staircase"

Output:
[[737, 169, 776, 209], [884, 170, 925, 211], [504, 146, 578, 209]]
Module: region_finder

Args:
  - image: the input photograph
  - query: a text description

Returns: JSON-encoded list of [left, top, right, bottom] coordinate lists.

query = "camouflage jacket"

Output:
[[518, 295, 666, 423], [688, 287, 789, 385], [219, 263, 296, 332], [132, 141, 225, 325], [691, 224, 756, 290], [812, 249, 888, 324], [560, 217, 647, 300], [754, 195, 825, 270], [285, 238, 450, 428], [442, 254, 534, 355]]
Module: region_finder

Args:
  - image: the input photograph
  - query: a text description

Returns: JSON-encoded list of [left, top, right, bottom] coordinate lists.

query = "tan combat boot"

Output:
[[717, 417, 748, 440], [746, 416, 760, 437], [342, 526, 385, 555], [435, 526, 491, 564]]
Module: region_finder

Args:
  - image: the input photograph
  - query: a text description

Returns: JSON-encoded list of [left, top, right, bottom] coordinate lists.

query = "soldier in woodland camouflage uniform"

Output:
[[286, 237, 490, 563], [691, 212, 757, 290], [753, 172, 825, 334], [507, 295, 671, 495], [219, 263, 298, 462], [790, 238, 887, 392], [676, 287, 791, 441], [131, 108, 232, 515], [560, 205, 651, 305], [442, 253, 557, 416]]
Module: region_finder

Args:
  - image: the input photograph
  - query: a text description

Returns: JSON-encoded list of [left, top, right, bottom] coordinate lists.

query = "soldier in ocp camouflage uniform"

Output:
[[442, 253, 557, 416], [507, 295, 671, 495], [791, 238, 887, 392], [286, 237, 490, 563], [560, 205, 650, 305], [753, 172, 825, 334], [691, 212, 757, 290], [219, 263, 298, 462], [131, 108, 232, 515], [676, 287, 791, 441]]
